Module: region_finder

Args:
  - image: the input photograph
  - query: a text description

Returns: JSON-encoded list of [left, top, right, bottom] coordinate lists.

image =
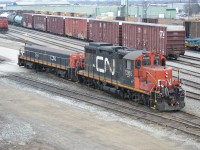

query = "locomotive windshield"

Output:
[[142, 56, 150, 66]]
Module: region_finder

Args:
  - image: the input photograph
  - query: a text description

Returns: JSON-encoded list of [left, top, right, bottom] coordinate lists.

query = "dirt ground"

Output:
[[0, 38, 198, 150], [0, 79, 194, 150]]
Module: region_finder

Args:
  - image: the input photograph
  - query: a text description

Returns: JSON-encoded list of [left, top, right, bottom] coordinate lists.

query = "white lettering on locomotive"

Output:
[[157, 79, 172, 86], [95, 56, 115, 75], [50, 55, 56, 61], [35, 53, 39, 58]]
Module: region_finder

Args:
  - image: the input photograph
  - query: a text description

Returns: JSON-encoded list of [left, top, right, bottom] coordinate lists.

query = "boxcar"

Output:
[[33, 14, 47, 31], [184, 21, 200, 38], [65, 17, 88, 40], [47, 15, 65, 35], [88, 19, 120, 45], [22, 13, 34, 29], [122, 22, 185, 59], [166, 25, 185, 57]]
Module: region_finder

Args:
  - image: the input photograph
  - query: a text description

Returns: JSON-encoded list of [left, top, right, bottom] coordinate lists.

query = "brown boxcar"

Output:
[[122, 22, 185, 58], [33, 14, 47, 31], [22, 13, 33, 29], [89, 19, 120, 45], [65, 17, 88, 40], [47, 15, 65, 35], [166, 25, 185, 57]]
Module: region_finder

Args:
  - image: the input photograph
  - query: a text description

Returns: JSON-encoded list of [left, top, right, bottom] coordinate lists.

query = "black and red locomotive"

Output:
[[0, 16, 8, 32], [18, 43, 185, 111]]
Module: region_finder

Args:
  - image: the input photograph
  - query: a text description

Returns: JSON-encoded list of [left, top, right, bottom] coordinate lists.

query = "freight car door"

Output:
[[122, 59, 134, 86]]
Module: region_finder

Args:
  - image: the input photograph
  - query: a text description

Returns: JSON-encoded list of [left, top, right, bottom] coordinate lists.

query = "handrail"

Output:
[[145, 70, 158, 93]]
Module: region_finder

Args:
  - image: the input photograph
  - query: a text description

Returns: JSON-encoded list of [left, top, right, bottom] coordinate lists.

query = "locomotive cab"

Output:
[[131, 51, 185, 111]]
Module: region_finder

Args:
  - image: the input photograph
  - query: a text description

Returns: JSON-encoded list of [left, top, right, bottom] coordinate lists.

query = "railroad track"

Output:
[[2, 73, 200, 139], [1, 33, 40, 46], [180, 55, 200, 62], [174, 78, 200, 101], [170, 65, 200, 78], [169, 59, 200, 69], [186, 91, 200, 101], [9, 25, 87, 47], [7, 28, 84, 53]]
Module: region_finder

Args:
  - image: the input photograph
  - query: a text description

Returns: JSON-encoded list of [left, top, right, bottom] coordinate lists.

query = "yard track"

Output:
[[2, 73, 200, 139]]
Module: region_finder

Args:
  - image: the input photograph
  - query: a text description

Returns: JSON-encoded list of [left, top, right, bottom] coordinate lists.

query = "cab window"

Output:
[[126, 60, 131, 70], [135, 60, 141, 69], [162, 58, 166, 66], [154, 55, 160, 65], [142, 56, 150, 66]]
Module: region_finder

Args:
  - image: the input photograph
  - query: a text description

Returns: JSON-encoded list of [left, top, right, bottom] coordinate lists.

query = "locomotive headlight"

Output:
[[165, 72, 168, 78]]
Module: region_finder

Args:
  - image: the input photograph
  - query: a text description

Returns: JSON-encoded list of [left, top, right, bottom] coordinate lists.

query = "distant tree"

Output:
[[184, 0, 200, 16]]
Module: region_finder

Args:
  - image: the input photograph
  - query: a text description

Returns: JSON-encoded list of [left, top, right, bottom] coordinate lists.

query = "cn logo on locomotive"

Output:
[[50, 55, 56, 61], [94, 56, 115, 75]]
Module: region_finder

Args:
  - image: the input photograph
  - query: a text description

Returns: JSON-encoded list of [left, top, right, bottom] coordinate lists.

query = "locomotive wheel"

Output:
[[93, 80, 98, 89], [119, 90, 124, 99]]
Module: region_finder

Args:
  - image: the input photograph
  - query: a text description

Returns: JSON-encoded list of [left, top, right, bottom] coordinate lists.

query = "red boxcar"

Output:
[[65, 17, 88, 40], [47, 15, 65, 35], [0, 16, 8, 31], [89, 19, 120, 45], [122, 22, 185, 58], [22, 13, 33, 29], [33, 14, 47, 31]]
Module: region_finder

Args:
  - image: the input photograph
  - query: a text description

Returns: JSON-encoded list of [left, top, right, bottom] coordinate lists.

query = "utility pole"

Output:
[[188, 0, 190, 19], [126, 0, 128, 21], [143, 0, 149, 18]]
